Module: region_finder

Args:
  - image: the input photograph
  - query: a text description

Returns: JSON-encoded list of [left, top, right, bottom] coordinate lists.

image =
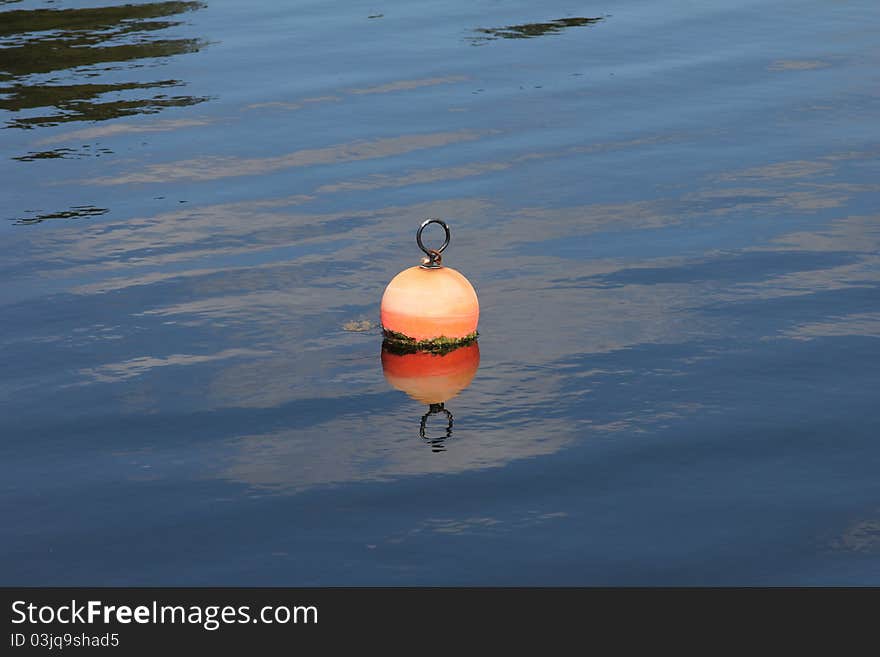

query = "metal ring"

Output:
[[416, 218, 450, 258]]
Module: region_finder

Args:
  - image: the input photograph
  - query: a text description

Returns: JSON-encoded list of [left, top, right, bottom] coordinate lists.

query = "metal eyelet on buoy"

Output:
[[380, 219, 480, 345], [417, 218, 450, 269]]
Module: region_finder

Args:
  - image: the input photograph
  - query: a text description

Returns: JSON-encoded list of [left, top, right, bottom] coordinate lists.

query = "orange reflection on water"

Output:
[[381, 342, 480, 405]]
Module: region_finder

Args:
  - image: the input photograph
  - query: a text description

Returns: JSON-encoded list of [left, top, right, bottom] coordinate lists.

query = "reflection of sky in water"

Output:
[[2, 0, 880, 585], [0, 1, 208, 130]]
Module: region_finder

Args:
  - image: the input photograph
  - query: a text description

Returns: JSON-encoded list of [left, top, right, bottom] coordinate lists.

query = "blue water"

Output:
[[2, 0, 879, 585]]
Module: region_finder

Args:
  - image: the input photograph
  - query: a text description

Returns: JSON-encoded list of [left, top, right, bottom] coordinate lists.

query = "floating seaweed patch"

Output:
[[469, 16, 606, 44], [13, 205, 108, 225]]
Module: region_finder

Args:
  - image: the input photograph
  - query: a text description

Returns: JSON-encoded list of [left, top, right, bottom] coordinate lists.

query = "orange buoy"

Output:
[[381, 341, 480, 405], [380, 219, 479, 344]]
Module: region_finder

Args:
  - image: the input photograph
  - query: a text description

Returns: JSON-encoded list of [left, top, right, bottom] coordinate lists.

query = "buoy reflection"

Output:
[[381, 341, 480, 452]]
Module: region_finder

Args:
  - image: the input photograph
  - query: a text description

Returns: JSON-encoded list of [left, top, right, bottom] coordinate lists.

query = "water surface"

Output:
[[2, 0, 879, 585]]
